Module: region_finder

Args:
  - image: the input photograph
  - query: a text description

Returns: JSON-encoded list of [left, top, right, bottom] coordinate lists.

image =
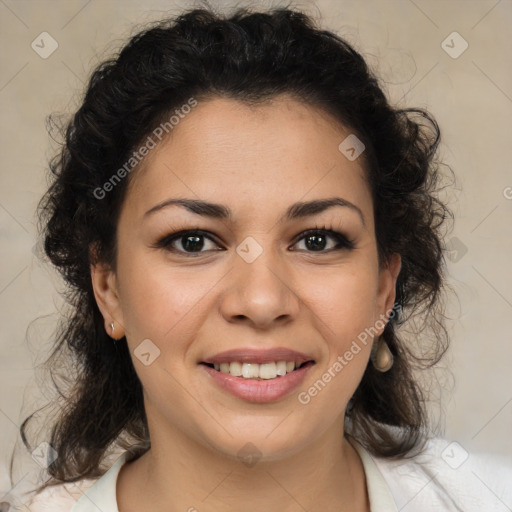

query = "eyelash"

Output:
[[153, 226, 356, 256]]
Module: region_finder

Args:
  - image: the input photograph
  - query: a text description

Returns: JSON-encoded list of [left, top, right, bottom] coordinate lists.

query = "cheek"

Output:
[[300, 263, 379, 402], [295, 269, 377, 419], [301, 264, 379, 345], [117, 255, 213, 345]]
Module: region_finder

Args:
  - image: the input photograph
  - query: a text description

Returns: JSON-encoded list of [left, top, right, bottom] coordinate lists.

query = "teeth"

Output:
[[259, 362, 277, 380], [276, 361, 287, 375], [229, 361, 243, 377], [242, 363, 260, 379], [210, 360, 301, 379]]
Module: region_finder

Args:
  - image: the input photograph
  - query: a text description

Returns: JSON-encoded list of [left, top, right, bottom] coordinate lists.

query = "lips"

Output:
[[199, 347, 315, 402]]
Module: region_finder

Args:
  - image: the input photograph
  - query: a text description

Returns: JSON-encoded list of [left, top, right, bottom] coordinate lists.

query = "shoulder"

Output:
[[372, 437, 512, 512], [9, 450, 132, 512], [11, 478, 97, 512]]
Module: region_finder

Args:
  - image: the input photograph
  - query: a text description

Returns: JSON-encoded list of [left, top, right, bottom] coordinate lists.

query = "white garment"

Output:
[[13, 438, 512, 512]]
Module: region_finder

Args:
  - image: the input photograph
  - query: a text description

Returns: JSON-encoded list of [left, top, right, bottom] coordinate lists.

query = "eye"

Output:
[[154, 230, 223, 255], [291, 228, 355, 252], [153, 227, 355, 257]]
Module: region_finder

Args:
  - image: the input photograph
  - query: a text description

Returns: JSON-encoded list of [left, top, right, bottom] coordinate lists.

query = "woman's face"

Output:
[[92, 95, 400, 461]]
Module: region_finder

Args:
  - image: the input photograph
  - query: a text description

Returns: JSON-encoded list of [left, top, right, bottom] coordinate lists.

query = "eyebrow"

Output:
[[144, 197, 365, 226]]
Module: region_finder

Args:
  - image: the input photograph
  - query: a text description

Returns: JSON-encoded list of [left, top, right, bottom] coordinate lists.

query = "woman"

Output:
[[12, 6, 511, 512]]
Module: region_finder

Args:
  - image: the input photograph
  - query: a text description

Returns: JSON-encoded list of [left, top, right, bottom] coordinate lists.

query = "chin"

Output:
[[198, 419, 313, 465]]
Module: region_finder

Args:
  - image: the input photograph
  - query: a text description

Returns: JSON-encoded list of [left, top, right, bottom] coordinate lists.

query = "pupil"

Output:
[[183, 235, 204, 252], [306, 234, 326, 251]]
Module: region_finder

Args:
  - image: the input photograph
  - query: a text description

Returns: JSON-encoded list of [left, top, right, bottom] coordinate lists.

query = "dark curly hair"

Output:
[[19, 6, 452, 489]]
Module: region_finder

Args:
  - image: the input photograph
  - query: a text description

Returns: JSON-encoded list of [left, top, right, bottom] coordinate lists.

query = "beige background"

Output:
[[1, 0, 511, 502]]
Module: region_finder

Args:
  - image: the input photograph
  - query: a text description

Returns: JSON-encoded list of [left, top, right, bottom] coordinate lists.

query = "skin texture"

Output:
[[91, 95, 401, 512]]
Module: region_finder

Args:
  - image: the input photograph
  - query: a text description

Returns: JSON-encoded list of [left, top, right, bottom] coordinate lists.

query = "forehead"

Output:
[[123, 95, 373, 225]]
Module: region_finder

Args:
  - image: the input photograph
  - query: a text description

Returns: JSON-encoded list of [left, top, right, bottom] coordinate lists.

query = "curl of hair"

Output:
[[21, 6, 452, 488]]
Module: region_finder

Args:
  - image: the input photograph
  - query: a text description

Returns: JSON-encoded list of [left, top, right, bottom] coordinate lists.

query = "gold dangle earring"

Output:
[[371, 337, 394, 372]]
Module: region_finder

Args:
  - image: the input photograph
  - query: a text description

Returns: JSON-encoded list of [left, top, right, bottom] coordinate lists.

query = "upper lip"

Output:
[[201, 348, 314, 365]]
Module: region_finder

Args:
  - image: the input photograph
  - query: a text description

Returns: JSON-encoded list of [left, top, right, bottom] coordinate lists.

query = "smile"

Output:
[[204, 360, 308, 380], [200, 361, 315, 403]]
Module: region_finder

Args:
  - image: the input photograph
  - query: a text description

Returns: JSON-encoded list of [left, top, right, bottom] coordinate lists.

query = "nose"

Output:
[[219, 246, 300, 329]]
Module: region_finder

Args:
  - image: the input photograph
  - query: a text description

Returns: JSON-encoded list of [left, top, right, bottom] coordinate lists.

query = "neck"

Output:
[[117, 417, 369, 512]]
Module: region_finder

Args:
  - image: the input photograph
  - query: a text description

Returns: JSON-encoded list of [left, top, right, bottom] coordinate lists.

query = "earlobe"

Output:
[[90, 262, 126, 339]]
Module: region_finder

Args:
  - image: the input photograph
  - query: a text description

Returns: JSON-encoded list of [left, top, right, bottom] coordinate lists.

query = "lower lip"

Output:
[[201, 362, 314, 403]]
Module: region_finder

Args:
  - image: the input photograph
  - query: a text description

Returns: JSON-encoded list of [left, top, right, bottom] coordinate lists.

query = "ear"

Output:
[[375, 252, 401, 334], [90, 259, 126, 339]]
